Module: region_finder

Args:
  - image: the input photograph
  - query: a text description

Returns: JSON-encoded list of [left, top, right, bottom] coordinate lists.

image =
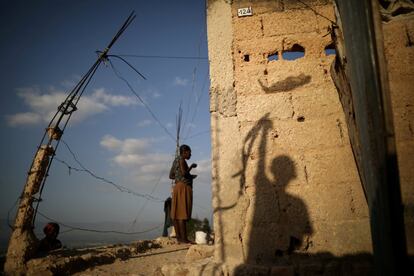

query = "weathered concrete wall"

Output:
[[331, 1, 414, 259], [207, 0, 372, 271], [382, 13, 414, 254]]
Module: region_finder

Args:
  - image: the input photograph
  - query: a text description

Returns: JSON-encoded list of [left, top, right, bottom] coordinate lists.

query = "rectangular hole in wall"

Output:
[[282, 44, 305, 61], [325, 43, 336, 56], [268, 52, 278, 61]]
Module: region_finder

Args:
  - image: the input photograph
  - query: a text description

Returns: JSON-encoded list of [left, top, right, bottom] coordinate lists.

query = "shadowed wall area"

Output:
[[237, 114, 313, 264], [258, 74, 312, 93], [207, 0, 374, 274]]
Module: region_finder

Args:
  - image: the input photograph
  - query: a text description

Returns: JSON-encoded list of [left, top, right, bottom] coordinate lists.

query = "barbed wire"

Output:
[[54, 145, 212, 228], [58, 140, 163, 202]]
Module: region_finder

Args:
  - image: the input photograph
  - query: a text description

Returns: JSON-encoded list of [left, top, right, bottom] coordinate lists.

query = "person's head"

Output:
[[43, 222, 60, 239], [179, 144, 192, 160]]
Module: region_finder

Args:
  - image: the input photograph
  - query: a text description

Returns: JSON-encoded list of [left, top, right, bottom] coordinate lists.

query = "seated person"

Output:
[[38, 222, 62, 252]]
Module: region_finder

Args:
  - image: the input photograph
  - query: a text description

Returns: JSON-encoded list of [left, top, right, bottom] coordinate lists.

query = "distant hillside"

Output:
[[0, 218, 162, 254]]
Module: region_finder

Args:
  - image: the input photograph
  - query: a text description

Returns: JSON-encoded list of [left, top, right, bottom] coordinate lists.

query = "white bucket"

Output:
[[195, 231, 207, 244]]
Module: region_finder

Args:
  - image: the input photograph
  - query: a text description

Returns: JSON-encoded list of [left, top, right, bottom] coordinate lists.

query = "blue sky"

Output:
[[0, 0, 211, 238]]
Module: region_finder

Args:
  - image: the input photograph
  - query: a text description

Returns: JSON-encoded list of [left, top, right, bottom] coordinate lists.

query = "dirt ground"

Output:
[[73, 243, 191, 276], [3, 237, 215, 275]]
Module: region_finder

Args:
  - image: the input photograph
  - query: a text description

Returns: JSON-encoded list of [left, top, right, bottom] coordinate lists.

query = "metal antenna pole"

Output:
[[5, 11, 136, 275]]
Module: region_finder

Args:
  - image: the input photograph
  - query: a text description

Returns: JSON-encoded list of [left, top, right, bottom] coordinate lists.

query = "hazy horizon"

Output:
[[0, 217, 172, 254]]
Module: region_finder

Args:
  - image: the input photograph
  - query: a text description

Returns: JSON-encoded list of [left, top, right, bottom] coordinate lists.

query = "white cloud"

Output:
[[113, 154, 146, 166], [194, 159, 211, 173], [18, 87, 66, 113], [60, 75, 82, 88], [6, 86, 138, 127], [100, 135, 211, 214], [140, 87, 161, 99], [6, 112, 42, 126], [189, 158, 211, 188], [100, 135, 123, 151], [73, 95, 108, 123], [152, 91, 161, 98], [92, 88, 137, 106], [100, 134, 173, 187], [122, 138, 152, 154], [173, 77, 189, 86], [100, 135, 151, 154], [137, 120, 152, 127]]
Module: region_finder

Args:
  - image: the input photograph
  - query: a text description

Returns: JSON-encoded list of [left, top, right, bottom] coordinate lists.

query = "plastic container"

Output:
[[195, 231, 207, 244]]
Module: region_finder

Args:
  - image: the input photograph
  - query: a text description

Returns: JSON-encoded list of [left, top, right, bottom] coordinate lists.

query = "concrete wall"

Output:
[[382, 13, 414, 254], [207, 0, 372, 270]]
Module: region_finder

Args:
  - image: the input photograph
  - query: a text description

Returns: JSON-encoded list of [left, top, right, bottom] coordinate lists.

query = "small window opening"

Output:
[[324, 43, 336, 56], [264, 69, 268, 75], [268, 52, 279, 61], [282, 44, 305, 60], [243, 54, 250, 62]]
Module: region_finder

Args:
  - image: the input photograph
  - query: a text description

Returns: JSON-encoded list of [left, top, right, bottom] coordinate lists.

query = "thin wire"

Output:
[[106, 54, 146, 80], [58, 140, 163, 202], [113, 54, 208, 60], [30, 11, 137, 226], [296, 0, 337, 26], [183, 130, 210, 141], [181, 27, 205, 139], [53, 157, 161, 202], [37, 211, 161, 235], [176, 104, 183, 145], [182, 66, 198, 130], [184, 70, 210, 140], [108, 59, 176, 142], [32, 60, 103, 226], [130, 165, 168, 229], [106, 11, 136, 50]]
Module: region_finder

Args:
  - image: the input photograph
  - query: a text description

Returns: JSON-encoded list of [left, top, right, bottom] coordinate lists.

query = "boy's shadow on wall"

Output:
[[233, 113, 313, 265], [232, 116, 381, 275]]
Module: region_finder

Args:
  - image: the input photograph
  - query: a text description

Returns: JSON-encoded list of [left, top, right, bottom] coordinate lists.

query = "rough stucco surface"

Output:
[[382, 14, 414, 254], [207, 0, 372, 271], [207, 0, 246, 266]]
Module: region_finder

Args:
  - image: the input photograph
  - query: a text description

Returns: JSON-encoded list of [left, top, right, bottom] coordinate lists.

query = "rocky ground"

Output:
[[2, 237, 379, 275], [73, 241, 190, 276], [16, 237, 215, 275]]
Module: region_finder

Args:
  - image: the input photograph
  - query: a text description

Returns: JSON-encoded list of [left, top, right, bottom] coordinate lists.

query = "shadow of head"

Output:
[[272, 155, 297, 188]]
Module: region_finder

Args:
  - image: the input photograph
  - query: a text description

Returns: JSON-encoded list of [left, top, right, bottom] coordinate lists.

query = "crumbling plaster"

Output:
[[207, 0, 372, 270]]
